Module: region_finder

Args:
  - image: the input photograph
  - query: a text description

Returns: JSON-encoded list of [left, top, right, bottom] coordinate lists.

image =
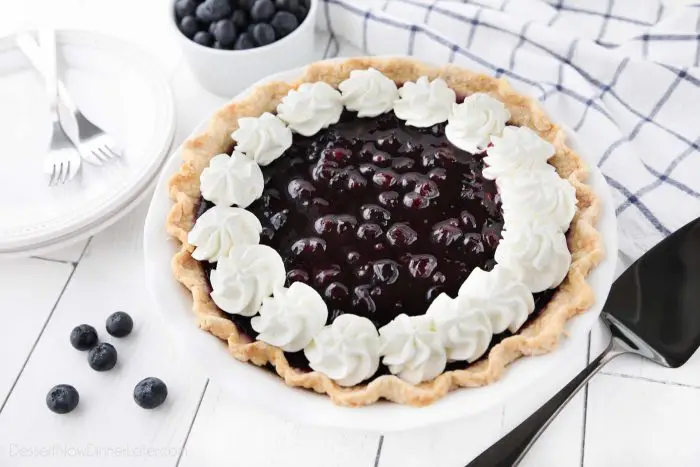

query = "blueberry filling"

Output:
[[197, 109, 560, 379]]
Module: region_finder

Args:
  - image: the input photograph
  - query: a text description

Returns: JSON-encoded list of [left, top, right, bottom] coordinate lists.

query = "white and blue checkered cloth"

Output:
[[317, 0, 700, 261]]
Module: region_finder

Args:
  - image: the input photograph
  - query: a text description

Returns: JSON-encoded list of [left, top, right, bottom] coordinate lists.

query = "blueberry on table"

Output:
[[88, 342, 118, 371], [194, 31, 215, 46], [175, 0, 198, 18], [69, 324, 98, 351], [274, 0, 299, 10], [252, 23, 276, 46], [46, 384, 79, 414], [231, 9, 249, 29], [270, 11, 298, 37], [196, 0, 232, 22], [212, 19, 237, 46], [250, 0, 276, 22], [105, 311, 134, 337], [234, 32, 257, 49], [179, 16, 200, 38], [133, 377, 168, 409]]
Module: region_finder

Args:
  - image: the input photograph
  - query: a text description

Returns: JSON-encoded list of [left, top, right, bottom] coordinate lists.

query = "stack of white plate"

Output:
[[0, 30, 175, 258]]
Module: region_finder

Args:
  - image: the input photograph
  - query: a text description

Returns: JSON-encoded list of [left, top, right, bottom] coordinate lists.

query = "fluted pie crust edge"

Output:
[[166, 57, 603, 407]]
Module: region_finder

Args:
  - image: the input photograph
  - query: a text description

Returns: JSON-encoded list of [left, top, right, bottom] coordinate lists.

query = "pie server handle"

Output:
[[465, 339, 624, 467]]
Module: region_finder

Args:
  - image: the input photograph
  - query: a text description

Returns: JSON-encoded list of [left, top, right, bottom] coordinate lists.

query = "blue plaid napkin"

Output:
[[317, 0, 700, 261]]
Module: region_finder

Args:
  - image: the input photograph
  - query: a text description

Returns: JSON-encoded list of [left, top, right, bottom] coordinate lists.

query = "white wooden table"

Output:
[[3, 1, 700, 465]]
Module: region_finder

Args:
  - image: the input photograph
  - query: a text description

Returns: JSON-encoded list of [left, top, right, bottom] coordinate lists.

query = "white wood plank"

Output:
[[503, 338, 588, 467], [0, 258, 74, 405], [178, 380, 380, 467], [379, 405, 503, 467], [33, 240, 90, 264], [0, 201, 207, 466], [585, 374, 700, 466], [380, 337, 588, 467]]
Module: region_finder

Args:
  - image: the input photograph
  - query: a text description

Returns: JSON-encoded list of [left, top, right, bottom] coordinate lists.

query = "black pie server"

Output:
[[466, 216, 700, 467]]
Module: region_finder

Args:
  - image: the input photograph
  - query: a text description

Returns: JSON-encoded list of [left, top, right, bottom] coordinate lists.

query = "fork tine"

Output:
[[106, 144, 121, 158], [64, 161, 73, 183], [58, 162, 67, 185], [91, 149, 106, 163], [97, 148, 113, 161], [52, 162, 63, 186], [60, 162, 70, 184], [54, 162, 63, 186], [48, 164, 57, 186], [103, 146, 119, 159]]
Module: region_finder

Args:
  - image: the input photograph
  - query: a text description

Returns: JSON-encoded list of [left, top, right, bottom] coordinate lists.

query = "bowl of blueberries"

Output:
[[172, 0, 317, 96]]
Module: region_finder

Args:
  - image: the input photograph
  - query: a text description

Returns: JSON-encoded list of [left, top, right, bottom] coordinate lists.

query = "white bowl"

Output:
[[169, 0, 319, 96], [144, 61, 618, 432]]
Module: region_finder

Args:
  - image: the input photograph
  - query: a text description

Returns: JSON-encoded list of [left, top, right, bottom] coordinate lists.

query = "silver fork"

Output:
[[17, 31, 81, 185], [17, 32, 121, 166]]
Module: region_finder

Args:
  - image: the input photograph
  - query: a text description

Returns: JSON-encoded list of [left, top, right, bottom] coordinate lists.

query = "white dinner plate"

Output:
[[144, 60, 618, 432], [0, 30, 175, 257]]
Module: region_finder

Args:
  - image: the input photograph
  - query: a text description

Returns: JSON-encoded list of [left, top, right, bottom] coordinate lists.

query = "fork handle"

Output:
[[15, 33, 78, 114]]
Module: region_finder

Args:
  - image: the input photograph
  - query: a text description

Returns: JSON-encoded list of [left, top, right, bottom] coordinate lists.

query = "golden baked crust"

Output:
[[166, 57, 603, 407]]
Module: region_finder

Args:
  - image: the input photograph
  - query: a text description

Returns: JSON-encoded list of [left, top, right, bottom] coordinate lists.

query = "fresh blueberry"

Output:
[[213, 41, 225, 48], [270, 11, 298, 37], [175, 0, 198, 18], [239, 0, 256, 11], [179, 16, 200, 38], [274, 0, 298, 10], [88, 342, 117, 371], [252, 23, 276, 46], [234, 32, 257, 49], [247, 23, 257, 34], [133, 377, 168, 409], [291, 5, 308, 21], [69, 324, 98, 351], [231, 9, 249, 29], [212, 19, 237, 45], [194, 31, 214, 46], [46, 385, 79, 414], [250, 0, 275, 22], [196, 0, 232, 22], [105, 311, 133, 338], [208, 21, 218, 34]]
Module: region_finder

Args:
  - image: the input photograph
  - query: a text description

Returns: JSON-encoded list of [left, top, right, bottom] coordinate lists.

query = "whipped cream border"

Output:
[[188, 68, 577, 387]]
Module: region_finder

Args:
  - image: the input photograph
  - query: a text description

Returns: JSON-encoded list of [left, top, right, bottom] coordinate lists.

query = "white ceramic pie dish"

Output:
[[143, 60, 618, 432]]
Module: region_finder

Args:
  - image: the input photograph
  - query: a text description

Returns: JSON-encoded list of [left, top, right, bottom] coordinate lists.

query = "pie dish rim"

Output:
[[165, 56, 604, 407]]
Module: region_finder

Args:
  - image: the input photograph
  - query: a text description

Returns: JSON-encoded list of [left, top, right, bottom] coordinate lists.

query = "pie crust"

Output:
[[166, 57, 603, 407]]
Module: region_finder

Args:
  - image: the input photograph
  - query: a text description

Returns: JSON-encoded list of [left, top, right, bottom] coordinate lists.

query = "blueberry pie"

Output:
[[167, 57, 603, 406]]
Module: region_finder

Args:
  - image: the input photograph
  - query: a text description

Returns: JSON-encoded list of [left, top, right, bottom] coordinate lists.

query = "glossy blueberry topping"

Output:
[[196, 110, 559, 377], [200, 109, 503, 326]]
